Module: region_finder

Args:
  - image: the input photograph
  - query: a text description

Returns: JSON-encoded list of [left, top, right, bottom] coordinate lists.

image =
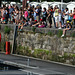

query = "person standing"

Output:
[[19, 8, 22, 20], [35, 6, 40, 22], [24, 8, 28, 20], [9, 6, 14, 19], [5, 9, 9, 24], [72, 8, 75, 25], [58, 9, 62, 29], [33, 8, 37, 20], [63, 8, 69, 24], [47, 8, 52, 28], [54, 6, 59, 28], [15, 7, 19, 24], [42, 8, 47, 22]]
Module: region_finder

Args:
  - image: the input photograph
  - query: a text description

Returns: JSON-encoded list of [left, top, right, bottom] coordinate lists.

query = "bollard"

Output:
[[27, 72, 33, 75], [30, 72, 33, 75], [4, 67, 6, 70], [6, 67, 9, 70], [27, 72, 30, 75], [6, 41, 10, 55], [27, 59, 29, 66], [0, 33, 1, 42]]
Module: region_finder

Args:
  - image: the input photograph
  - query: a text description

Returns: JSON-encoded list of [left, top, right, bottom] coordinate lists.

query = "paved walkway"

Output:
[[0, 53, 75, 75]]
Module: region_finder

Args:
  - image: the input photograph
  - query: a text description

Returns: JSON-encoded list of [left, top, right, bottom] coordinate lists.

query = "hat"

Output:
[[35, 20, 37, 22], [67, 21, 69, 23], [40, 19, 42, 21], [3, 17, 5, 20]]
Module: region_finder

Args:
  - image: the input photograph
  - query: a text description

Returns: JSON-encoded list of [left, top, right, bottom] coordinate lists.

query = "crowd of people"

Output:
[[0, 4, 75, 37]]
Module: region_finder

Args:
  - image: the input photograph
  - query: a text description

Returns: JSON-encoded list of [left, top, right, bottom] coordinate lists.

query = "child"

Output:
[[61, 21, 72, 37]]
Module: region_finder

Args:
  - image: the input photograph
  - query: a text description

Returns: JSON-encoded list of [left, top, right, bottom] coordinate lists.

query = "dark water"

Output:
[[0, 63, 38, 75], [0, 63, 20, 70]]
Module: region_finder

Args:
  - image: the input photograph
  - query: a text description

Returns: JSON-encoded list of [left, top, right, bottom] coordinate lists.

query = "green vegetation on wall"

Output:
[[32, 27, 36, 32], [71, 32, 75, 37], [4, 26, 11, 34], [57, 30, 63, 37], [47, 31, 53, 36], [15, 45, 75, 65], [0, 42, 6, 52]]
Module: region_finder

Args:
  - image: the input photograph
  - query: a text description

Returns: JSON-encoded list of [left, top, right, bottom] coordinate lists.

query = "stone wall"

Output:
[[0, 25, 75, 54], [0, 24, 15, 52], [0, 25, 75, 64], [16, 31, 75, 65], [16, 31, 75, 54]]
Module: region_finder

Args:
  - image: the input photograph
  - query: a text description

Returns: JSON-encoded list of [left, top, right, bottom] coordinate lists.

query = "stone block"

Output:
[[66, 60, 70, 64], [64, 48, 68, 52]]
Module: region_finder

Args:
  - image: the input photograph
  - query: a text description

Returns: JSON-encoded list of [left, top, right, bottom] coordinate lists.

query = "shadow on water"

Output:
[[0, 63, 39, 75], [0, 63, 20, 71]]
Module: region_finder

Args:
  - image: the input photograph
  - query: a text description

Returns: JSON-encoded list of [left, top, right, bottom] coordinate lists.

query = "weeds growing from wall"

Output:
[[71, 32, 75, 37], [47, 31, 53, 36], [32, 27, 36, 32], [4, 26, 11, 34], [15, 45, 75, 65], [57, 30, 63, 37]]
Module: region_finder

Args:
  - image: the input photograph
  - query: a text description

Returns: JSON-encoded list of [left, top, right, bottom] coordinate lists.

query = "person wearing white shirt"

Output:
[[64, 8, 69, 23], [58, 9, 62, 29]]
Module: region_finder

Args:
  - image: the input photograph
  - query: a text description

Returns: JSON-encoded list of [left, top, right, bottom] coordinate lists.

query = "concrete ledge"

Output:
[[0, 59, 39, 69], [23, 27, 75, 37], [0, 24, 75, 37], [1, 52, 75, 68], [0, 59, 65, 75], [0, 53, 74, 75], [12, 53, 75, 68]]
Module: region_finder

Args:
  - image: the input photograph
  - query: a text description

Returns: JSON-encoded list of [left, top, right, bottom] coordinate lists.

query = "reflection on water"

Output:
[[0, 63, 19, 71], [0, 63, 38, 75]]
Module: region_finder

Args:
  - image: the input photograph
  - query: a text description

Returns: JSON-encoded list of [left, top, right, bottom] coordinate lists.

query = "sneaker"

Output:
[[61, 34, 64, 37], [58, 27, 62, 29], [19, 23, 21, 25], [19, 29, 22, 31], [13, 23, 16, 25]]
